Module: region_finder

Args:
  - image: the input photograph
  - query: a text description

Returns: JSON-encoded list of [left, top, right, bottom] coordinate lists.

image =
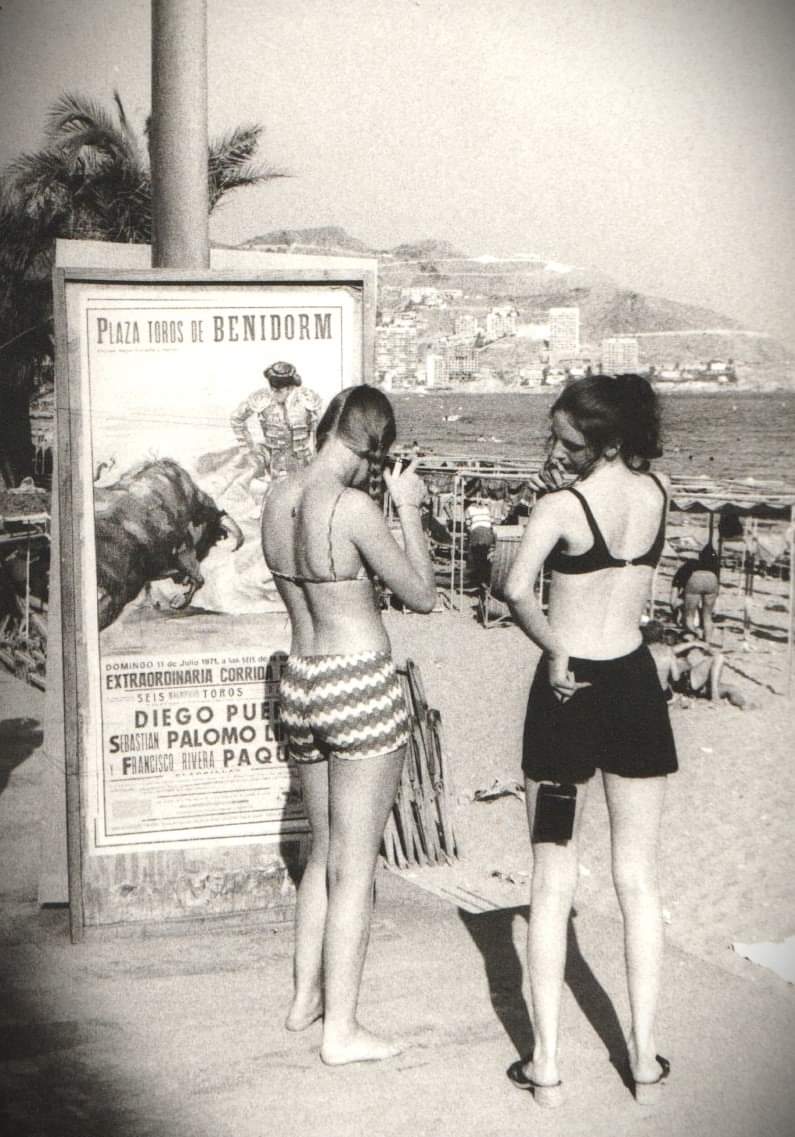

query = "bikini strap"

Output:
[[326, 488, 348, 581], [646, 471, 668, 503], [566, 487, 609, 552]]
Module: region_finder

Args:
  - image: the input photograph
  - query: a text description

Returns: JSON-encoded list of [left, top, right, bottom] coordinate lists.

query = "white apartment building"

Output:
[[454, 313, 480, 338], [424, 352, 448, 387], [601, 337, 640, 374], [375, 315, 419, 385], [445, 342, 478, 383], [485, 306, 518, 341], [548, 307, 580, 362]]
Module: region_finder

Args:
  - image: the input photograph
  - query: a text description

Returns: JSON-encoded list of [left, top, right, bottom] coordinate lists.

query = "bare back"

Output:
[[547, 467, 669, 658], [261, 472, 389, 656]]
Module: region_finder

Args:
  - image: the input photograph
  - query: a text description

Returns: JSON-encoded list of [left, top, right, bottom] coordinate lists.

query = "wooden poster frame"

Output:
[[54, 266, 376, 940]]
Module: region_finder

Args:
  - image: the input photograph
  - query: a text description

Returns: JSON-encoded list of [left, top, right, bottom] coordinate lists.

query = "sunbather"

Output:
[[672, 642, 750, 708]]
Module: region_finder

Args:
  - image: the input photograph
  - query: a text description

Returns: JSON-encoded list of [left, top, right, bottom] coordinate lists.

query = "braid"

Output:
[[316, 385, 396, 502], [367, 443, 385, 504]]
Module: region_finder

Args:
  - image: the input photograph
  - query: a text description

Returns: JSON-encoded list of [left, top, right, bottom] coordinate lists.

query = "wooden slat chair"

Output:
[[479, 525, 524, 627]]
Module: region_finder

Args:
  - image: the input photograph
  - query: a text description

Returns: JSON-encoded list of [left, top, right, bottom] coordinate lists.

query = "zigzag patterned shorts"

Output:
[[280, 650, 411, 763]]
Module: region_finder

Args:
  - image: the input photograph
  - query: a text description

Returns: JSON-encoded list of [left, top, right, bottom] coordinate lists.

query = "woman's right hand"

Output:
[[548, 651, 590, 703], [530, 456, 575, 493], [384, 457, 426, 511]]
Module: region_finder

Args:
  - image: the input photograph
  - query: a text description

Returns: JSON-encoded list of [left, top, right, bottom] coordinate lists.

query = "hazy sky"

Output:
[[1, 0, 793, 344]]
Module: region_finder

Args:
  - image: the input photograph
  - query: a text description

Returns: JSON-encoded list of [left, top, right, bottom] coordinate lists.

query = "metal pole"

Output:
[[151, 0, 209, 267], [788, 505, 794, 697], [24, 538, 31, 640]]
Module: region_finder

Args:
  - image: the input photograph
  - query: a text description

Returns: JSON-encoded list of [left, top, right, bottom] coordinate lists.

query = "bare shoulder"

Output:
[[532, 488, 578, 523], [339, 487, 383, 522]]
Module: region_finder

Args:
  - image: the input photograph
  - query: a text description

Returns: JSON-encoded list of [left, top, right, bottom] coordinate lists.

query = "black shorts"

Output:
[[522, 643, 678, 784]]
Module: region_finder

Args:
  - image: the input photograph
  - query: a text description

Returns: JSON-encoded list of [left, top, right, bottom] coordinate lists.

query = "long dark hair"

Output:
[[316, 385, 397, 501], [552, 373, 662, 471]]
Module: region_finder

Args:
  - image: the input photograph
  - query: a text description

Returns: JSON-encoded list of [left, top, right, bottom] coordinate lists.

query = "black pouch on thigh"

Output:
[[532, 782, 578, 844]]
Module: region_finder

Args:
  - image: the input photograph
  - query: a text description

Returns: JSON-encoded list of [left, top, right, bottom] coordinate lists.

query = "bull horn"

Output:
[[220, 512, 244, 550]]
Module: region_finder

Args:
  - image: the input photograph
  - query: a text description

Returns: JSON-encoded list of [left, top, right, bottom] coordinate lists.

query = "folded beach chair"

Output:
[[479, 524, 524, 627]]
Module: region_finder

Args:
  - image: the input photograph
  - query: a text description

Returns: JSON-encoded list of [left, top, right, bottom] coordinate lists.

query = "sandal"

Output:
[[633, 1055, 670, 1105], [507, 1059, 564, 1108]]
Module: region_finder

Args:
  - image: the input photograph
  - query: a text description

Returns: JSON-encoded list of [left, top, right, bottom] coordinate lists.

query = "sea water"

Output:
[[391, 390, 795, 485]]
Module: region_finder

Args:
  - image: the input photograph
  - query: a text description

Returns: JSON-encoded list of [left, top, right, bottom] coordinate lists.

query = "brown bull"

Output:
[[94, 458, 244, 630]]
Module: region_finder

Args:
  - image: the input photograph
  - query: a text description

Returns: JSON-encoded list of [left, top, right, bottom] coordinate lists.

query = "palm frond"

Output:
[[207, 124, 289, 210], [112, 89, 147, 168], [208, 124, 264, 171], [46, 92, 119, 142], [46, 92, 144, 170]]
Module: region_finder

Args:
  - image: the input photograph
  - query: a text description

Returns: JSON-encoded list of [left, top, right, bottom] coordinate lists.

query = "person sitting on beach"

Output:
[[503, 374, 676, 1107], [671, 542, 720, 643], [260, 386, 436, 1066], [465, 493, 495, 588]]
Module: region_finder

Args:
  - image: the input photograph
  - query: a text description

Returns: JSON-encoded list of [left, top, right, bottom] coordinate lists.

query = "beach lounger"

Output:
[[479, 525, 524, 627]]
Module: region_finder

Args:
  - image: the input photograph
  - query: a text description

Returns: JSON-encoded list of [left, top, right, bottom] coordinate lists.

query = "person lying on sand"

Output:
[[642, 623, 752, 708], [640, 621, 680, 701], [674, 643, 752, 707]]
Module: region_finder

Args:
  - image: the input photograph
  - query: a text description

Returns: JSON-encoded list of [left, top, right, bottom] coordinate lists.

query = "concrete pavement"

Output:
[[1, 670, 793, 1137]]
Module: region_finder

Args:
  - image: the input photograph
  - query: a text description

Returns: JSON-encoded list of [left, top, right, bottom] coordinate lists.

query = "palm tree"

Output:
[[0, 91, 285, 485]]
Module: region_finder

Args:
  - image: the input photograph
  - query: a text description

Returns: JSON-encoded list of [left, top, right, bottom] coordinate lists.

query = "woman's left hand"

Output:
[[385, 456, 426, 510]]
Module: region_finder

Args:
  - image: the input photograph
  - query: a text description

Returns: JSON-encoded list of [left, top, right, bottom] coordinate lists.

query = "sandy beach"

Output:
[[383, 593, 795, 992], [1, 551, 793, 1137]]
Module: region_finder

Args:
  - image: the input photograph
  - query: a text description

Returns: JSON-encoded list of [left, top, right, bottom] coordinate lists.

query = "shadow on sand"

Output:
[[459, 905, 633, 1092]]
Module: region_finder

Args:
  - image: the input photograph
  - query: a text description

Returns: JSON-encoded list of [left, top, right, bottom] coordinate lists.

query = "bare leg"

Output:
[[320, 747, 405, 1065], [708, 653, 726, 702], [285, 760, 329, 1031], [522, 778, 590, 1092], [683, 592, 700, 637], [701, 592, 717, 645], [603, 772, 667, 1084]]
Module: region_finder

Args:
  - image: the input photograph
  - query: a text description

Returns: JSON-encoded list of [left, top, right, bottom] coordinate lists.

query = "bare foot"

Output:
[[320, 1026, 402, 1066], [285, 995, 323, 1032]]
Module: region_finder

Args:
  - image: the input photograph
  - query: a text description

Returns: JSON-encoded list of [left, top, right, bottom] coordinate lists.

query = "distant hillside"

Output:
[[591, 289, 741, 336], [387, 239, 465, 260], [239, 225, 373, 255], [236, 227, 792, 368]]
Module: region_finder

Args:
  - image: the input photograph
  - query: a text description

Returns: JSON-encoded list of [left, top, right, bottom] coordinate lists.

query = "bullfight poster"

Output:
[[55, 268, 373, 859]]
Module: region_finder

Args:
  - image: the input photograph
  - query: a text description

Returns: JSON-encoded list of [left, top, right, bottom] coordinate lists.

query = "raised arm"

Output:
[[348, 459, 436, 613]]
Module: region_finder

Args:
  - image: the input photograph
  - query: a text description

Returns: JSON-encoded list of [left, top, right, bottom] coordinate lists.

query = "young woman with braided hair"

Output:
[[261, 385, 435, 1065], [504, 374, 677, 1106]]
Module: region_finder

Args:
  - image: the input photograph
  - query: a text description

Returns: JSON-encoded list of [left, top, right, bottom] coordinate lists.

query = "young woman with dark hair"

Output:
[[261, 385, 436, 1065], [504, 374, 677, 1106]]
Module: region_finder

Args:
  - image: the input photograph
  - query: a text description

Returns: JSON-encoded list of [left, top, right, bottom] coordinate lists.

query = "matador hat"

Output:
[[264, 360, 302, 388]]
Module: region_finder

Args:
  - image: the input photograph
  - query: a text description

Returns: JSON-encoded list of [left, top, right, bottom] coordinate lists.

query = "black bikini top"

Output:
[[546, 473, 667, 575], [269, 488, 370, 586]]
